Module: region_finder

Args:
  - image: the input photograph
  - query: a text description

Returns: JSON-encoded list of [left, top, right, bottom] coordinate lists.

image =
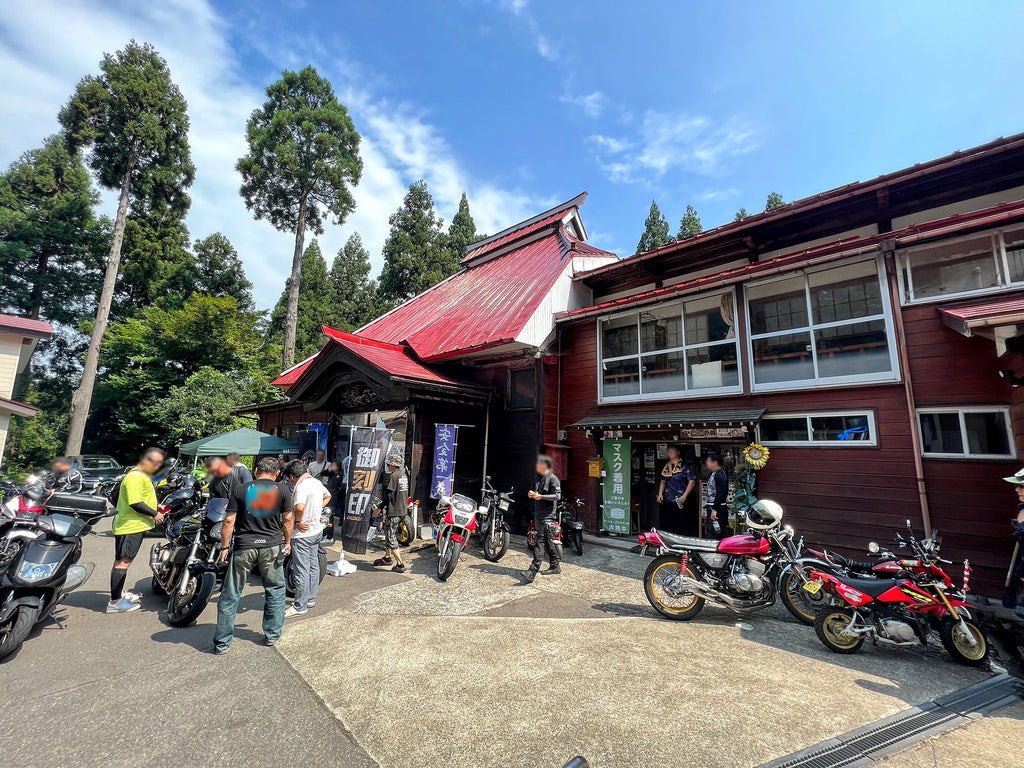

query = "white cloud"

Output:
[[0, 0, 549, 310], [696, 188, 740, 202], [587, 110, 759, 185], [496, 0, 560, 61], [561, 90, 608, 119]]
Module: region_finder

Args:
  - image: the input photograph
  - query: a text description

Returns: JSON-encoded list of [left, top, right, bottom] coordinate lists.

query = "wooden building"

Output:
[[550, 134, 1024, 597]]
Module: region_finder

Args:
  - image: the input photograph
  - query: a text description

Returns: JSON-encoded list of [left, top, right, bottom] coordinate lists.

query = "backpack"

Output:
[[104, 472, 127, 506]]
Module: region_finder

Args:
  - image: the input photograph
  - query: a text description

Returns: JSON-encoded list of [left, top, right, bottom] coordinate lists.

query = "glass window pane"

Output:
[[761, 418, 809, 442], [752, 332, 813, 384], [684, 292, 735, 345], [810, 414, 871, 441], [809, 261, 883, 324], [686, 345, 738, 390], [641, 351, 685, 394], [963, 412, 1011, 455], [602, 314, 638, 358], [906, 235, 998, 299], [814, 319, 892, 378], [748, 277, 809, 335], [920, 412, 964, 454], [639, 305, 682, 353], [602, 358, 640, 397], [1005, 227, 1024, 283]]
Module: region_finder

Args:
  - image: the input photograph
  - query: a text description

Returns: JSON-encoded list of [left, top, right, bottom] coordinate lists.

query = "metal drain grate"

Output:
[[758, 674, 1024, 768]]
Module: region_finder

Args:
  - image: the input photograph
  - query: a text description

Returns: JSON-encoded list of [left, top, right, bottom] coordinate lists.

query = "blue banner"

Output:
[[430, 424, 458, 499]]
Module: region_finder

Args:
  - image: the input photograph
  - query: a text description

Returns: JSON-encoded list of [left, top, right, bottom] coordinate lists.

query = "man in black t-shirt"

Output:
[[373, 453, 409, 574], [213, 457, 294, 654], [523, 454, 562, 582]]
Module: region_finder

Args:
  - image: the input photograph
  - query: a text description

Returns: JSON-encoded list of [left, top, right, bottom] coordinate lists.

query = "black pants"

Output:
[[662, 498, 699, 536], [705, 505, 730, 539], [530, 519, 561, 572]]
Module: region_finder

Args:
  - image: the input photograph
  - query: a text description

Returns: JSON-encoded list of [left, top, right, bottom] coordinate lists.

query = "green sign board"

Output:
[[602, 438, 631, 534]]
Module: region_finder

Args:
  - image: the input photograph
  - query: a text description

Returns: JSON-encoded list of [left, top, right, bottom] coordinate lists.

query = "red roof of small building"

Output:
[[0, 395, 40, 417], [0, 314, 52, 339], [937, 290, 1024, 336], [360, 193, 614, 360], [320, 326, 474, 388], [271, 356, 316, 389]]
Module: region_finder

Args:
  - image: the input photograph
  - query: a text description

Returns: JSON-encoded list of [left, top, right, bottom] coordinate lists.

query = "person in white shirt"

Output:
[[306, 449, 328, 480], [283, 460, 331, 616]]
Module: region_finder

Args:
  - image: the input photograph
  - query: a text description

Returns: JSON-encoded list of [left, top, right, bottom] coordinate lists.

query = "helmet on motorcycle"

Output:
[[746, 499, 783, 530]]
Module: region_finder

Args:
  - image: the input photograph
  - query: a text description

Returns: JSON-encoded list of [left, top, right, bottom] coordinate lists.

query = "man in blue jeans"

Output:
[[214, 457, 293, 653]]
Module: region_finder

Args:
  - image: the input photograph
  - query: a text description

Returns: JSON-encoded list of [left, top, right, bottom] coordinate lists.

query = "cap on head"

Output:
[[386, 452, 403, 467], [1004, 468, 1024, 485]]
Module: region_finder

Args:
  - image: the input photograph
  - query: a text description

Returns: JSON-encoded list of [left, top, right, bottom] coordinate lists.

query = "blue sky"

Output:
[[3, 1, 1024, 309]]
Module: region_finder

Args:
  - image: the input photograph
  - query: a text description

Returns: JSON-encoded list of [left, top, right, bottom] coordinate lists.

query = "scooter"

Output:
[[432, 494, 478, 580]]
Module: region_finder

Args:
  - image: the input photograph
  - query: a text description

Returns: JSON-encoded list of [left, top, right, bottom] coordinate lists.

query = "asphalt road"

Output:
[[0, 520, 1005, 768]]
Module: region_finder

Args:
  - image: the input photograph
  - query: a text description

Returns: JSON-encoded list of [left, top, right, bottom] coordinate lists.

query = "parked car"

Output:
[[69, 454, 122, 491]]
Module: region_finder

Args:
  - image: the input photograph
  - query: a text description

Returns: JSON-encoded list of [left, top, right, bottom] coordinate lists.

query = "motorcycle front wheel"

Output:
[[396, 515, 415, 547], [940, 617, 989, 666], [814, 607, 865, 655], [481, 526, 510, 562], [167, 570, 215, 627], [0, 604, 40, 662], [644, 555, 705, 620], [437, 537, 463, 581], [780, 565, 828, 626], [573, 530, 584, 556]]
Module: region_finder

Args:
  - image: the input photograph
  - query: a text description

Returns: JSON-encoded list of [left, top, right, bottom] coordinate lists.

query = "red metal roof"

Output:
[[938, 291, 1024, 336], [0, 314, 52, 338], [559, 199, 1024, 322], [320, 326, 474, 387], [462, 192, 588, 265], [271, 356, 317, 388], [0, 395, 39, 417], [361, 210, 615, 361]]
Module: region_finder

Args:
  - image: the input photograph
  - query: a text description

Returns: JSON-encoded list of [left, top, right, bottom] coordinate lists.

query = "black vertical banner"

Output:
[[342, 427, 390, 554]]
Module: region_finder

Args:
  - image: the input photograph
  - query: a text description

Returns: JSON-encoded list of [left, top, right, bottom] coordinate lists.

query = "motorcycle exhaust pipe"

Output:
[[675, 575, 740, 607]]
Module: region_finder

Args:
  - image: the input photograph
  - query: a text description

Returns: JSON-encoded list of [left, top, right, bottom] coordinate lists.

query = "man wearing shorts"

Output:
[[373, 453, 408, 574], [107, 447, 166, 614]]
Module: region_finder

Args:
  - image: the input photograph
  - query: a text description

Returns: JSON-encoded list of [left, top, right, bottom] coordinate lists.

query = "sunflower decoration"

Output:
[[744, 443, 770, 470]]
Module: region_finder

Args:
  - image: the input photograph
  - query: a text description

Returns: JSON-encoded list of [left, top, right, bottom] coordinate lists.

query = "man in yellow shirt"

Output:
[[107, 447, 166, 614]]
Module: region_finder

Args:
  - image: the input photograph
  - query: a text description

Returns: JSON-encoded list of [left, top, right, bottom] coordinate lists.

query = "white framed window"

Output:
[[917, 406, 1014, 459], [598, 289, 741, 402], [898, 225, 1024, 304], [759, 411, 877, 446], [744, 256, 899, 392]]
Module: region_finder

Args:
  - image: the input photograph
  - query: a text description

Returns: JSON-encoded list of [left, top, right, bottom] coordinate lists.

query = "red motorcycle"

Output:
[[806, 521, 988, 666]]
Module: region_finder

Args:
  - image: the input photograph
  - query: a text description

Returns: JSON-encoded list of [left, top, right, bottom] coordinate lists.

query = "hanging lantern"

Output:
[[744, 443, 770, 470]]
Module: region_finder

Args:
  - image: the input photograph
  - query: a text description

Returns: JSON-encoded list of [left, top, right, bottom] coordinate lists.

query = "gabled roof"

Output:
[[462, 192, 588, 265], [359, 193, 615, 361], [0, 314, 52, 339], [271, 355, 317, 389]]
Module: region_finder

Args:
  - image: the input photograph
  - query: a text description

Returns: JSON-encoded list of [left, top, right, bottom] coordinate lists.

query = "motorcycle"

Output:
[[1, 477, 47, 517], [432, 493, 478, 580], [557, 497, 586, 556], [806, 521, 988, 666], [639, 499, 826, 624], [476, 476, 512, 562], [0, 495, 110, 661], [149, 483, 226, 626], [284, 506, 333, 598]]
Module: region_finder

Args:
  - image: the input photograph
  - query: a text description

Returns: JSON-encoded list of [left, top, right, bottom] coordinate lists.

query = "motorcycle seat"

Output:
[[655, 530, 720, 551], [834, 576, 903, 597]]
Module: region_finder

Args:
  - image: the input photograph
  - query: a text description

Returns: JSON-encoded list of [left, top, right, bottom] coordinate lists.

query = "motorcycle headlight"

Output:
[[498, 500, 510, 511], [17, 560, 60, 581], [209, 522, 223, 540]]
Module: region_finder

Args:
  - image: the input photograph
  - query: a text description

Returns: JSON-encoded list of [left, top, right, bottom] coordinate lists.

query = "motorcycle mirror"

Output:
[[906, 518, 913, 530], [868, 541, 880, 554], [485, 475, 491, 482]]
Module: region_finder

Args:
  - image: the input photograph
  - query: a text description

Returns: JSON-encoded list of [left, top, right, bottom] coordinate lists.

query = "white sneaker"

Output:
[[307, 600, 316, 607], [106, 597, 141, 614], [121, 590, 142, 604], [284, 605, 307, 618]]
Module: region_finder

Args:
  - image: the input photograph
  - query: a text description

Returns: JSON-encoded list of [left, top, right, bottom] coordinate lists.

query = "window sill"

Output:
[[598, 387, 744, 405]]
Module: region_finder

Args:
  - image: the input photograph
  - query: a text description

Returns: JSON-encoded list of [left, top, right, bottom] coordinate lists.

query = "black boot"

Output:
[[522, 569, 538, 583], [541, 564, 561, 575]]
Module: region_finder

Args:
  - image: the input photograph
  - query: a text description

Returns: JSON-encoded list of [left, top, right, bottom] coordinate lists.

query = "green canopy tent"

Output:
[[179, 427, 300, 458]]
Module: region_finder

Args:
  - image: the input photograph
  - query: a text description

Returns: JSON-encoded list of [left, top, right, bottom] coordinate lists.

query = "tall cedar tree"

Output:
[[58, 41, 195, 455], [765, 191, 785, 211], [0, 134, 106, 324], [676, 205, 703, 240], [328, 233, 379, 330], [237, 66, 362, 367], [116, 200, 192, 315], [192, 233, 255, 312], [637, 200, 673, 253], [444, 191, 477, 266], [378, 180, 448, 303], [269, 240, 333, 362]]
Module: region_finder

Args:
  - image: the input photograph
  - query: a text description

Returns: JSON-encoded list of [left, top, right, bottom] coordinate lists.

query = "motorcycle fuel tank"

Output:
[[717, 534, 769, 555]]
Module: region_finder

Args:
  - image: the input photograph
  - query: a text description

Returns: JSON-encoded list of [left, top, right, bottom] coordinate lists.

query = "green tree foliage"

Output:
[[237, 65, 362, 367], [91, 294, 276, 456], [0, 135, 107, 324], [378, 180, 449, 303], [116, 202, 192, 315], [765, 191, 785, 211], [328, 233, 380, 330], [143, 367, 248, 446], [676, 205, 703, 241], [734, 207, 750, 222], [191, 233, 255, 312], [58, 40, 195, 454], [636, 200, 673, 253], [269, 240, 332, 362], [444, 191, 477, 266]]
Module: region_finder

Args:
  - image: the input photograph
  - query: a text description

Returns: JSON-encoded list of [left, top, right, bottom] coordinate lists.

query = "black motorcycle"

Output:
[[0, 493, 110, 661], [476, 476, 512, 562], [558, 497, 586, 556], [149, 483, 226, 626]]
